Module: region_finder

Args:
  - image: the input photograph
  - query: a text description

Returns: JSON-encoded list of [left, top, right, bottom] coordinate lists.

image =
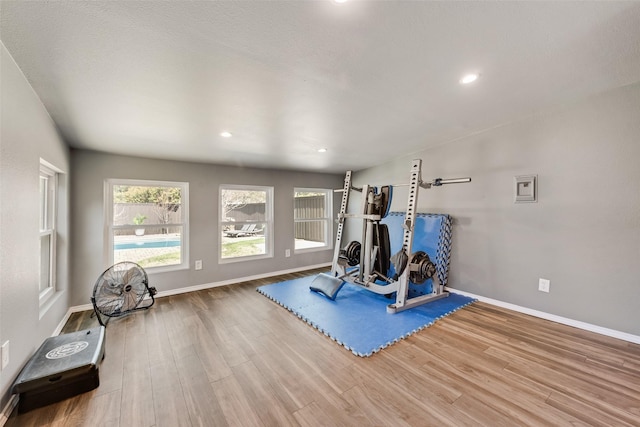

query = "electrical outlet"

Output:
[[538, 278, 550, 293], [1, 341, 9, 370], [285, 249, 291, 258], [195, 260, 203, 270]]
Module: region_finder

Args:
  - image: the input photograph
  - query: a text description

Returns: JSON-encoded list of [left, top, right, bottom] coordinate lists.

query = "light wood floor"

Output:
[[6, 268, 640, 426]]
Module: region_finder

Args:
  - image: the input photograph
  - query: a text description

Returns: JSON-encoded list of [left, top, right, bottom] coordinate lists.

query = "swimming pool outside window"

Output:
[[105, 179, 189, 272]]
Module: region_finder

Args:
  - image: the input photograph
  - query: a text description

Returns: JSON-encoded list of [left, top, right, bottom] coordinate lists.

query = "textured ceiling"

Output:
[[2, 1, 640, 173]]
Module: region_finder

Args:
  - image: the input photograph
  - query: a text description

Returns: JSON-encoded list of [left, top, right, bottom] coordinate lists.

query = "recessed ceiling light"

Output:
[[220, 131, 232, 138], [460, 73, 479, 85], [318, 148, 327, 153], [334, 0, 348, 3]]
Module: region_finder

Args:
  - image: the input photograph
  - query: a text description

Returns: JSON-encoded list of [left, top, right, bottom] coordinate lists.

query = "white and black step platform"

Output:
[[11, 326, 106, 413]]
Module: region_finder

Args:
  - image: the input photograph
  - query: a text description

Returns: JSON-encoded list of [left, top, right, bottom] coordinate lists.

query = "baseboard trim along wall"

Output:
[[53, 266, 639, 348], [0, 395, 18, 427], [153, 262, 331, 299], [446, 287, 640, 345], [54, 263, 332, 335]]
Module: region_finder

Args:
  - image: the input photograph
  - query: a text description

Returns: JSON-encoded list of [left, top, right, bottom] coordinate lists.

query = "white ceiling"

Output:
[[2, 1, 640, 173]]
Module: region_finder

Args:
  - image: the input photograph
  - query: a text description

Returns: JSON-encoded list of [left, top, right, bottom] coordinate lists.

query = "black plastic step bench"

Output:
[[11, 326, 106, 413]]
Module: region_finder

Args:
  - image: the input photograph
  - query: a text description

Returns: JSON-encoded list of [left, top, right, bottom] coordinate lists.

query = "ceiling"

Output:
[[2, 1, 640, 173]]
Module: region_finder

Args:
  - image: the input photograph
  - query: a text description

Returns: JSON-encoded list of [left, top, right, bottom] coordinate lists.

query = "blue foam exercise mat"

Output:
[[382, 212, 452, 295], [257, 275, 475, 357]]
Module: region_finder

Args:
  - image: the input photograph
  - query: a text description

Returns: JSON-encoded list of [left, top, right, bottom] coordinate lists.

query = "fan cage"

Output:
[[91, 261, 157, 326]]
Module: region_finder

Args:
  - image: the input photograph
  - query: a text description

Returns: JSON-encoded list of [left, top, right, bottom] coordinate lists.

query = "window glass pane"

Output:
[[40, 234, 51, 292], [294, 191, 326, 219], [40, 163, 57, 299], [295, 220, 327, 250], [111, 182, 188, 268], [113, 227, 182, 268], [39, 176, 47, 230], [221, 223, 266, 258], [113, 185, 183, 226], [220, 186, 272, 260], [294, 189, 331, 251], [221, 189, 266, 223]]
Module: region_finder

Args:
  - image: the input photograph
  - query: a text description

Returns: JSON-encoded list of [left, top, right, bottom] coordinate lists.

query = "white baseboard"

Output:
[[58, 268, 639, 346], [446, 287, 640, 345], [64, 262, 332, 315], [0, 395, 18, 427], [52, 309, 75, 336], [154, 262, 331, 299]]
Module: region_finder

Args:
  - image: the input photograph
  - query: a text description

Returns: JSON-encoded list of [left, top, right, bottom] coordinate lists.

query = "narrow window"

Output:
[[220, 185, 273, 262], [106, 180, 189, 272], [39, 160, 59, 305], [294, 188, 333, 252]]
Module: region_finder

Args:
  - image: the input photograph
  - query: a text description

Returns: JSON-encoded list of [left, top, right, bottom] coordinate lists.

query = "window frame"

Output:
[[293, 187, 333, 253], [219, 184, 274, 263], [39, 160, 60, 306], [105, 179, 189, 273]]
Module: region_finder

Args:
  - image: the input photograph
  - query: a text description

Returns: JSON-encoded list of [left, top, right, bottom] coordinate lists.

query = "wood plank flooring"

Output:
[[6, 268, 640, 426]]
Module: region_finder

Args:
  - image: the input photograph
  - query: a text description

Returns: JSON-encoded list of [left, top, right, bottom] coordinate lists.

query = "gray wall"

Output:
[[70, 150, 343, 307], [0, 43, 71, 409], [350, 82, 640, 336]]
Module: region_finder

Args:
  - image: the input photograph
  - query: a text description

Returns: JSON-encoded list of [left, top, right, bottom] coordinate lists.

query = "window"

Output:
[[39, 160, 59, 305], [294, 188, 333, 252], [220, 185, 273, 261], [106, 180, 188, 272]]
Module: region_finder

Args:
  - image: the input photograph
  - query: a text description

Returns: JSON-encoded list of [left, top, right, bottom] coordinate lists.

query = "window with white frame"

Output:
[[106, 180, 188, 272], [220, 185, 273, 261], [294, 188, 333, 252], [39, 160, 59, 305]]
